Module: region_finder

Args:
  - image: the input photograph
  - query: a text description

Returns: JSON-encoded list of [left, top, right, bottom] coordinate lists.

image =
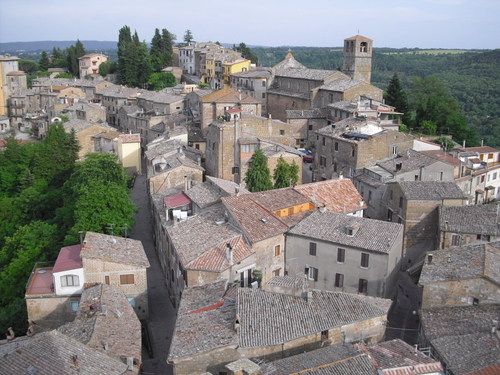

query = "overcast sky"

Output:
[[0, 0, 498, 48]]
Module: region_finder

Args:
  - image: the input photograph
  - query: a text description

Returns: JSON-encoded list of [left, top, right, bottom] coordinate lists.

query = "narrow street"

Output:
[[129, 172, 176, 375]]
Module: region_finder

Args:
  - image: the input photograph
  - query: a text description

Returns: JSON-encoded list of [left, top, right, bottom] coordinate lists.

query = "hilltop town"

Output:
[[0, 31, 499, 375]]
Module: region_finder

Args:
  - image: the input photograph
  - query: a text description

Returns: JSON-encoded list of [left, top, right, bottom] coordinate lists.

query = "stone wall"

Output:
[[422, 278, 500, 309], [253, 234, 286, 282], [25, 295, 79, 330], [267, 92, 310, 122], [171, 346, 240, 375], [149, 165, 203, 196], [82, 258, 149, 319], [439, 231, 498, 249]]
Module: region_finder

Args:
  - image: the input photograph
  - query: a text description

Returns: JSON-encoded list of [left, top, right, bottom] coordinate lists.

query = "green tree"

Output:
[[39, 51, 49, 71], [183, 29, 194, 44], [66, 40, 86, 76], [55, 72, 73, 79], [273, 157, 300, 188], [384, 73, 410, 125], [117, 25, 133, 83], [50, 47, 66, 68], [234, 42, 259, 65], [245, 149, 273, 192], [19, 59, 38, 74], [148, 72, 176, 90], [421, 120, 437, 135], [98, 61, 117, 77]]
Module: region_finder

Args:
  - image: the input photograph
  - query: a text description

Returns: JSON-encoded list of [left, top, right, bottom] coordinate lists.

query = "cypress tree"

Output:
[[39, 51, 49, 71], [384, 73, 410, 125], [245, 149, 273, 192]]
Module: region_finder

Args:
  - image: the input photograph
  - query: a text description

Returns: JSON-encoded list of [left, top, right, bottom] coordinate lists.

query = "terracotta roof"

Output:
[[250, 188, 311, 212], [421, 150, 461, 166], [222, 194, 289, 243], [25, 266, 54, 296], [81, 232, 150, 268], [459, 146, 498, 154], [164, 192, 191, 209], [52, 245, 83, 273], [201, 86, 260, 104], [186, 235, 254, 272], [366, 339, 443, 374], [117, 133, 140, 143], [345, 34, 373, 41], [294, 178, 366, 213]]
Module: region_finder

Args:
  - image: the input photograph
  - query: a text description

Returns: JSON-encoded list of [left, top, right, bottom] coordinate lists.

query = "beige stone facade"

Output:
[[78, 53, 108, 78]]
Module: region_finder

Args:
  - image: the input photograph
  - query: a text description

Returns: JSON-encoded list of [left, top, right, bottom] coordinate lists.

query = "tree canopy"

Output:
[[183, 29, 194, 44], [384, 73, 410, 125], [234, 42, 258, 65], [273, 157, 300, 189], [38, 51, 49, 71], [150, 28, 175, 71], [244, 149, 273, 192]]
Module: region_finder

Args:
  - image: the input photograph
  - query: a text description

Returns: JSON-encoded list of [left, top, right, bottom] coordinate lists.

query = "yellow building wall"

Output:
[[118, 141, 142, 174], [0, 63, 6, 116], [223, 59, 251, 84]]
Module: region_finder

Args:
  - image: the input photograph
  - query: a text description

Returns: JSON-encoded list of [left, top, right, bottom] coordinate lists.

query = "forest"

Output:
[[252, 47, 500, 147], [0, 125, 135, 338]]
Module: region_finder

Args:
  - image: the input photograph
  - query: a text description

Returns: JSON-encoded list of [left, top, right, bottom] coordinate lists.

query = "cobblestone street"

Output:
[[130, 172, 176, 375]]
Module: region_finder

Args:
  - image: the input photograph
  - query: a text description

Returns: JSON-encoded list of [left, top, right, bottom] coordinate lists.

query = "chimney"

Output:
[[395, 162, 402, 172], [225, 243, 234, 265], [338, 172, 344, 180], [481, 139, 484, 147], [126, 357, 134, 371], [184, 175, 189, 191], [463, 140, 466, 148], [235, 187, 240, 196], [302, 291, 313, 302], [427, 253, 433, 264]]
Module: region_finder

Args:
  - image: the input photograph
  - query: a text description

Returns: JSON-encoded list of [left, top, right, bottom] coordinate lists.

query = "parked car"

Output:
[[297, 148, 314, 163]]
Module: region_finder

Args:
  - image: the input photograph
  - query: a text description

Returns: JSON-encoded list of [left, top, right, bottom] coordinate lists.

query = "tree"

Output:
[[50, 47, 66, 68], [183, 29, 194, 44], [234, 42, 259, 65], [384, 73, 410, 125], [421, 120, 437, 135], [273, 157, 300, 188], [98, 61, 117, 77], [148, 72, 176, 90], [244, 149, 273, 192], [66, 40, 86, 76], [117, 25, 132, 84], [39, 51, 49, 71], [19, 59, 38, 74]]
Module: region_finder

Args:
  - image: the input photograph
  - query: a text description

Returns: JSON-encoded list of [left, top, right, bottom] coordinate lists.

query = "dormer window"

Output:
[[345, 224, 359, 236]]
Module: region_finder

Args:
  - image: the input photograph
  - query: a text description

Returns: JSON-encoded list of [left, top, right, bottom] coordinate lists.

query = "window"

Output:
[[358, 279, 368, 294], [337, 248, 345, 263], [351, 148, 355, 157], [279, 129, 285, 136], [60, 275, 80, 287], [262, 93, 266, 99], [361, 253, 369, 268], [274, 245, 281, 256], [333, 163, 337, 173], [262, 80, 266, 87], [477, 234, 491, 241], [387, 209, 393, 221], [335, 273, 344, 288], [334, 142, 338, 151], [399, 196, 404, 208], [69, 301, 79, 312], [440, 171, 444, 181], [392, 146, 397, 155], [120, 274, 135, 285], [105, 276, 110, 285], [305, 266, 318, 281], [451, 234, 460, 246], [309, 242, 317, 256], [368, 190, 372, 202], [320, 156, 327, 167], [390, 190, 393, 200], [308, 124, 313, 130], [273, 268, 281, 277], [322, 137, 326, 146], [414, 174, 419, 181], [321, 330, 329, 340]]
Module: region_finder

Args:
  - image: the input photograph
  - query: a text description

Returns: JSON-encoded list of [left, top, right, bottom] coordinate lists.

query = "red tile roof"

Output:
[[118, 133, 141, 143], [52, 244, 83, 273], [460, 146, 498, 154], [164, 192, 191, 209], [294, 178, 366, 213], [468, 364, 500, 375], [422, 150, 461, 167], [187, 235, 254, 272]]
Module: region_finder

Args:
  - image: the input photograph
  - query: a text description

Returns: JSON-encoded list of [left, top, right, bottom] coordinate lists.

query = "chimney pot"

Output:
[[427, 253, 433, 264]]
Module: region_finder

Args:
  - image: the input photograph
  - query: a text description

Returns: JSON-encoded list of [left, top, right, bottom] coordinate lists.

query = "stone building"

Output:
[[419, 304, 499, 375], [383, 181, 467, 251], [438, 203, 499, 249], [286, 211, 404, 297], [62, 101, 107, 123], [0, 55, 26, 116], [419, 241, 500, 309], [266, 35, 383, 122], [204, 111, 303, 185], [167, 278, 391, 374], [78, 53, 108, 78], [63, 119, 119, 159], [314, 117, 413, 180], [230, 67, 272, 115], [355, 149, 456, 219], [199, 87, 261, 131], [25, 232, 150, 329]]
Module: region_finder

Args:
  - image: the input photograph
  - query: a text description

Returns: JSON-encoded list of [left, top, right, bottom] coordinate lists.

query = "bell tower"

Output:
[[342, 35, 373, 83]]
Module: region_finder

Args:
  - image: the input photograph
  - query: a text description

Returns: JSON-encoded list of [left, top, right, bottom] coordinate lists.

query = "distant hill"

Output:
[[0, 40, 117, 53]]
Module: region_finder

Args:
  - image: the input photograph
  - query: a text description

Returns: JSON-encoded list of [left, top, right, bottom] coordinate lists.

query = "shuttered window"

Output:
[[120, 274, 135, 285]]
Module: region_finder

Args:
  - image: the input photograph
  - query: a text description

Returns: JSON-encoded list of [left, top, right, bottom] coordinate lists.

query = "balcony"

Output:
[[26, 262, 55, 297]]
